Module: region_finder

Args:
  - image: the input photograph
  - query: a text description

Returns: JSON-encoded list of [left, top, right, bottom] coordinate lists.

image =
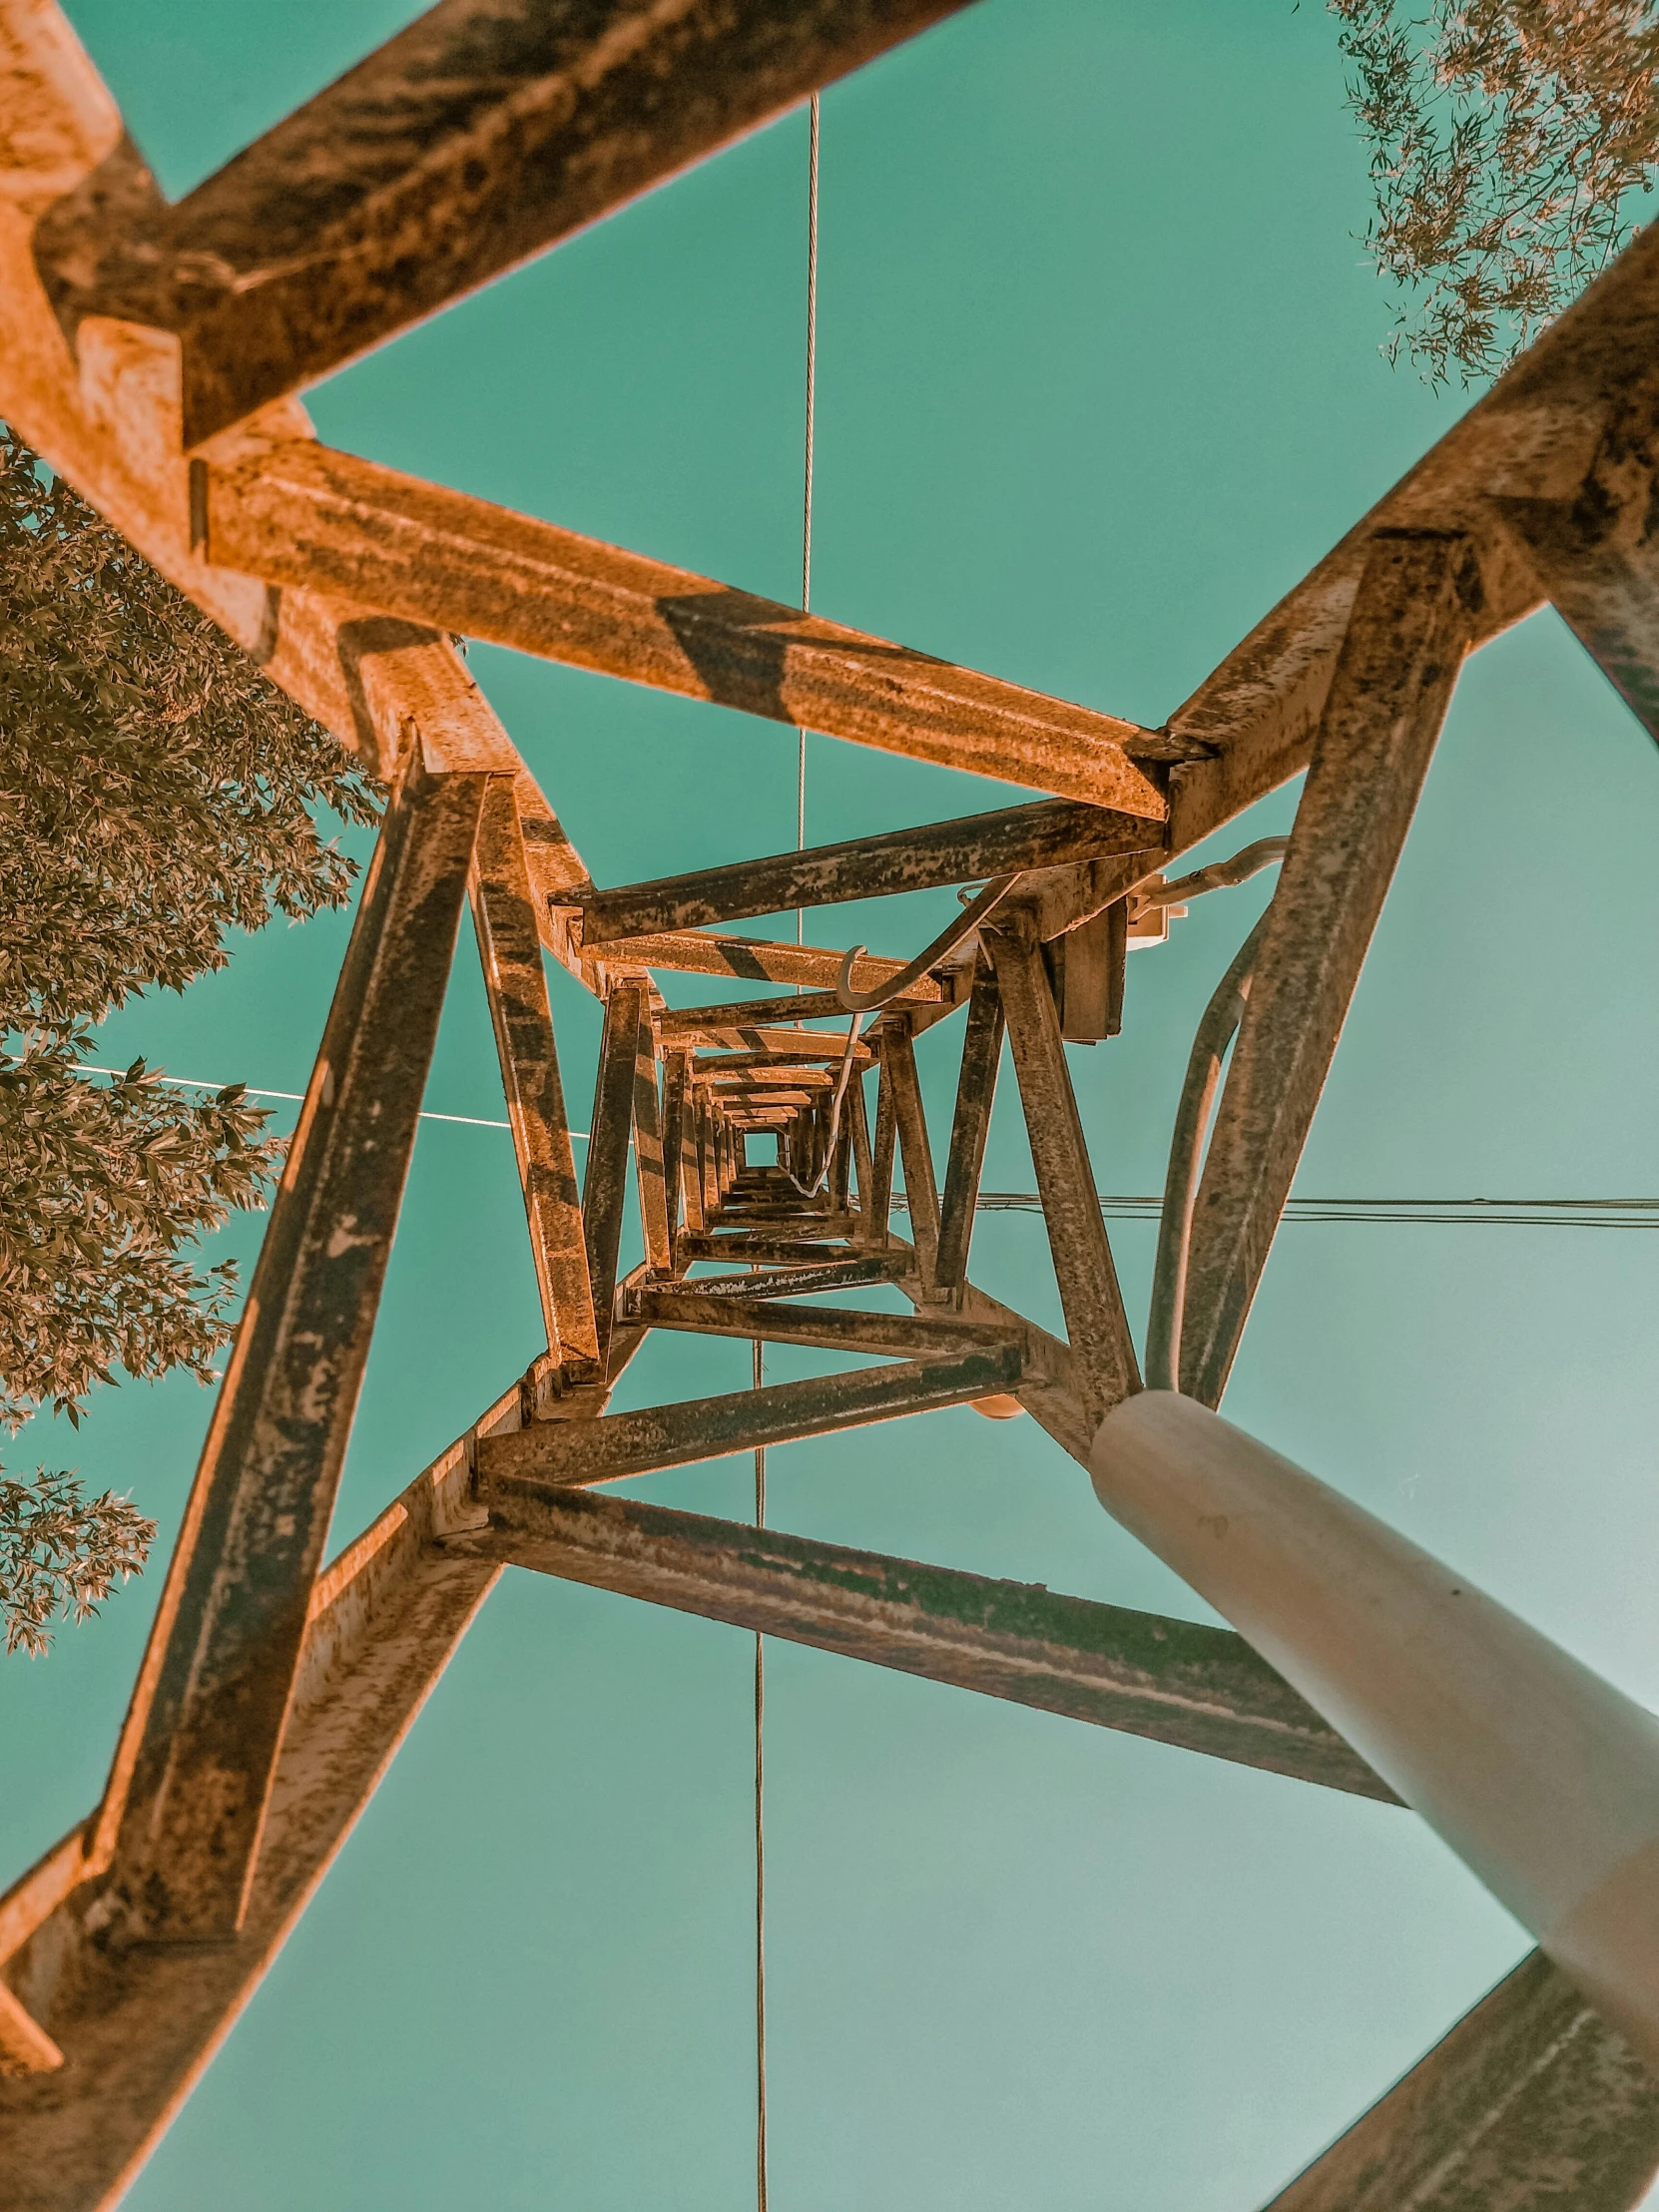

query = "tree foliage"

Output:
[[1331, 1, 1659, 383], [0, 1036, 276, 1431], [0, 428, 381, 1653], [0, 1467, 156, 1661]]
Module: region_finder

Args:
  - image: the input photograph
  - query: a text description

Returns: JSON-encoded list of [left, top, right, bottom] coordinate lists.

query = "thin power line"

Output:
[[796, 91, 819, 951], [757, 86, 820, 2212], [752, 1316, 768, 2212], [69, 1068, 1659, 1226], [68, 1063, 591, 1139], [896, 1194, 1659, 1230]]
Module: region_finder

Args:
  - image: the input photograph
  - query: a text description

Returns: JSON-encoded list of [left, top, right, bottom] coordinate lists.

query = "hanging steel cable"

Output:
[[756, 87, 821, 2212], [752, 1308, 767, 2212]]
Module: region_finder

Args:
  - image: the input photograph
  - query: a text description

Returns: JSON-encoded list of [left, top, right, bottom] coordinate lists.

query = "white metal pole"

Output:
[[1090, 1390, 1659, 2071]]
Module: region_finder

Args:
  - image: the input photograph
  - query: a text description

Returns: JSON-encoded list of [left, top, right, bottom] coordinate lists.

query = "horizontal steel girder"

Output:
[[575, 797, 1163, 938], [478, 1346, 1025, 1491], [35, 0, 981, 444], [479, 1485, 1397, 1801], [201, 444, 1170, 814]]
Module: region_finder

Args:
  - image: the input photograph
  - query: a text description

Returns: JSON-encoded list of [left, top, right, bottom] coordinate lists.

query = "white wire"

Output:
[[66, 1068, 1656, 1223], [66, 1063, 591, 1139]]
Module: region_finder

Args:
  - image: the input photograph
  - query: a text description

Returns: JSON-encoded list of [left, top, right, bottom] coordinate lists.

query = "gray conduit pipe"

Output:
[[1091, 1391, 1659, 2074], [1137, 833, 1289, 911], [833, 873, 1020, 1016]]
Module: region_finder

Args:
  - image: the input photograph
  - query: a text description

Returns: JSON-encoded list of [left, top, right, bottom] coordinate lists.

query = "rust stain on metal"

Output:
[[204, 444, 1169, 814]]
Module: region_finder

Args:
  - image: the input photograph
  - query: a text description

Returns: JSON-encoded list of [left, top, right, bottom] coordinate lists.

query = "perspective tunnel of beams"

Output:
[[9, 0, 1659, 2206]]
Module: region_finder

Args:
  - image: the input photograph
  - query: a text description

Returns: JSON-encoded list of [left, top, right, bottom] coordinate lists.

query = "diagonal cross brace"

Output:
[[94, 762, 490, 1940], [471, 780, 600, 1375], [1177, 532, 1478, 1407]]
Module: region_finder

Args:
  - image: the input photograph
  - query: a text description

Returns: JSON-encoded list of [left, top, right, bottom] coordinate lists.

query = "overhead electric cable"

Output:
[[66, 1064, 583, 1137], [893, 1194, 1659, 1229], [69, 1064, 1659, 1228], [69, 1062, 1658, 1228]]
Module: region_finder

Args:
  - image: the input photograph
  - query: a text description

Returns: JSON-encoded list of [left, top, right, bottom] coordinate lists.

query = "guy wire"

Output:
[[753, 1318, 768, 2212], [759, 85, 819, 2212], [797, 91, 819, 942]]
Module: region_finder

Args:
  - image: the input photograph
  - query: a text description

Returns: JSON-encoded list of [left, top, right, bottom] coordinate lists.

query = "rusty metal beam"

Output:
[[38, 0, 980, 446], [471, 781, 600, 1374], [1043, 897, 1126, 1043], [709, 1191, 856, 1228], [865, 1056, 898, 1250], [700, 1071, 833, 1096], [679, 1026, 871, 1060], [847, 1070, 875, 1221], [483, 1487, 1396, 1802], [703, 1093, 815, 1115], [1491, 444, 1659, 747], [203, 444, 1170, 813], [631, 1002, 672, 1277], [479, 1345, 1024, 1492], [660, 1051, 689, 1260], [665, 1021, 850, 1052], [985, 918, 1140, 1415], [679, 1256, 903, 1300], [1262, 1949, 1659, 2211], [582, 927, 946, 997], [574, 799, 1162, 939], [602, 1264, 655, 1392], [659, 990, 935, 1033], [678, 1071, 707, 1239], [700, 1098, 720, 1218], [629, 1290, 1027, 1363], [681, 1220, 860, 1258], [0, 14, 533, 791], [92, 763, 487, 1941], [829, 1104, 852, 1210], [0, 1983, 62, 2076], [883, 1025, 941, 1296], [935, 953, 1004, 1302], [717, 1187, 841, 1214], [0, 1387, 514, 2212], [708, 1214, 1099, 1481], [1179, 533, 1475, 1407], [1159, 231, 1659, 865], [582, 977, 645, 1364], [695, 1044, 870, 1074], [700, 1063, 837, 1088]]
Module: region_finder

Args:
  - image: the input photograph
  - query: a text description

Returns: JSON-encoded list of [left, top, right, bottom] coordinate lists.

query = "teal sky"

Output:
[[7, 3, 1659, 2205]]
